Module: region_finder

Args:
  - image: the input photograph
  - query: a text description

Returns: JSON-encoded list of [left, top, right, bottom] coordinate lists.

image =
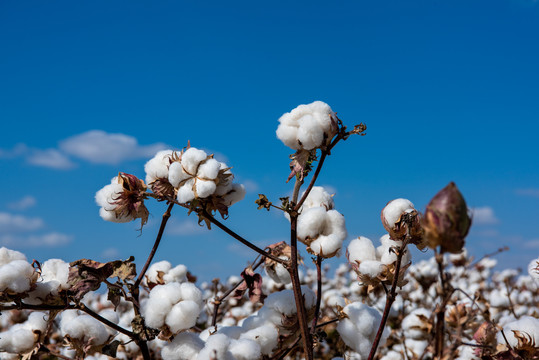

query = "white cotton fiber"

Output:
[[528, 258, 539, 280], [228, 338, 262, 360], [348, 237, 377, 264], [402, 308, 431, 340], [176, 178, 196, 203], [60, 310, 109, 345], [195, 178, 217, 199], [336, 302, 388, 357], [297, 207, 330, 240], [41, 258, 70, 289], [239, 323, 279, 355], [359, 260, 384, 278], [167, 161, 189, 187], [166, 300, 201, 333], [301, 186, 335, 210], [197, 334, 234, 360], [222, 184, 246, 206], [161, 332, 204, 360], [382, 198, 414, 228], [496, 315, 539, 348], [95, 177, 132, 223], [180, 148, 208, 175], [0, 247, 26, 265], [144, 150, 174, 185], [0, 259, 35, 293], [197, 158, 221, 180]]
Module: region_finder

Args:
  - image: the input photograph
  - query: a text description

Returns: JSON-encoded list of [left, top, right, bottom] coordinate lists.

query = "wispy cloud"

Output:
[[523, 239, 539, 249], [515, 188, 539, 198], [0, 212, 44, 232], [27, 148, 76, 169], [59, 130, 168, 165], [0, 232, 72, 248], [0, 130, 169, 169], [8, 196, 37, 211], [471, 206, 499, 225], [101, 247, 120, 259]]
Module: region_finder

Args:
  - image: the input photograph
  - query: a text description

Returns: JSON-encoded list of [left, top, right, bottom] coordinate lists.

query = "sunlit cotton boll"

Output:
[[95, 177, 132, 223], [297, 207, 347, 258], [144, 149, 174, 185], [347, 237, 377, 264], [402, 308, 431, 340], [145, 260, 188, 285], [336, 302, 389, 357], [0, 247, 26, 265], [60, 310, 110, 346], [276, 101, 337, 150], [496, 315, 539, 348], [143, 282, 203, 333], [197, 334, 235, 360], [528, 258, 539, 280], [0, 312, 48, 354], [0, 259, 36, 293], [161, 332, 204, 360]]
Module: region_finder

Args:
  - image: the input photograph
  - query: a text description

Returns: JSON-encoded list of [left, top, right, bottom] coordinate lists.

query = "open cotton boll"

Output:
[[0, 247, 26, 265], [359, 260, 384, 278], [336, 302, 389, 357], [228, 338, 262, 360], [197, 334, 234, 360], [195, 178, 217, 198], [264, 256, 291, 285], [197, 159, 221, 180], [99, 309, 120, 337], [402, 308, 431, 340], [95, 177, 132, 223], [382, 198, 415, 227], [276, 101, 337, 150], [496, 315, 539, 347], [301, 186, 335, 210], [297, 207, 333, 240], [239, 323, 279, 356], [144, 150, 174, 184], [41, 259, 70, 289], [222, 184, 246, 206], [0, 259, 35, 293], [60, 310, 110, 345], [145, 261, 172, 284], [0, 312, 48, 354], [166, 300, 202, 333], [161, 332, 204, 360], [168, 161, 190, 187], [348, 237, 377, 264], [528, 258, 539, 280]]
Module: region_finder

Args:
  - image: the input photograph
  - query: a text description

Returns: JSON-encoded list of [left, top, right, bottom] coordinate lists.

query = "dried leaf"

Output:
[[233, 266, 266, 304]]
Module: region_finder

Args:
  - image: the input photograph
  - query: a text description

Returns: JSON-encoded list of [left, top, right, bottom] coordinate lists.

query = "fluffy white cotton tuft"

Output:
[[276, 101, 338, 150], [496, 315, 539, 348], [297, 207, 347, 258], [348, 237, 377, 264], [95, 177, 132, 223], [528, 258, 539, 280], [0, 258, 35, 293], [60, 310, 110, 346], [0, 312, 48, 354], [402, 308, 431, 340], [336, 302, 389, 357], [144, 150, 174, 185], [161, 332, 204, 360], [382, 198, 415, 229]]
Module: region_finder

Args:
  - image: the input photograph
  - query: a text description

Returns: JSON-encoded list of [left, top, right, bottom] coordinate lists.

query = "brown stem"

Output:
[[288, 178, 313, 360], [134, 202, 175, 288], [367, 238, 410, 360], [211, 256, 265, 328], [434, 249, 452, 359], [311, 256, 323, 334], [200, 209, 286, 265]]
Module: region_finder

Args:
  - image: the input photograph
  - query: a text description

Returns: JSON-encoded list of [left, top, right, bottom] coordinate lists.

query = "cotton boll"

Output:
[[145, 261, 172, 284], [41, 259, 70, 289], [265, 258, 291, 285], [164, 264, 188, 284], [99, 309, 119, 337], [322, 289, 346, 308], [297, 114, 325, 150], [301, 186, 335, 210], [166, 301, 201, 333], [161, 332, 204, 360], [402, 308, 431, 340], [144, 150, 174, 185], [528, 258, 539, 280], [336, 302, 388, 357], [180, 148, 208, 174], [496, 315, 539, 347], [222, 184, 246, 206], [0, 259, 35, 293], [348, 237, 377, 264], [0, 247, 26, 265], [0, 328, 36, 354], [144, 295, 176, 329], [358, 260, 384, 278], [228, 338, 262, 360], [197, 334, 234, 360], [177, 178, 196, 203], [60, 312, 110, 345], [382, 199, 415, 228], [179, 282, 203, 305], [240, 323, 279, 355], [95, 177, 134, 223], [275, 121, 300, 150], [297, 207, 330, 240]]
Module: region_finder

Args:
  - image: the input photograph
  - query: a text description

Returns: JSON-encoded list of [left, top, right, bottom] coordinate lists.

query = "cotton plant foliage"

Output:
[[0, 101, 537, 360]]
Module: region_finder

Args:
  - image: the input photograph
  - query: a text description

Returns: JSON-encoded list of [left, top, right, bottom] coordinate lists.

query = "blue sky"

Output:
[[1, 0, 538, 281]]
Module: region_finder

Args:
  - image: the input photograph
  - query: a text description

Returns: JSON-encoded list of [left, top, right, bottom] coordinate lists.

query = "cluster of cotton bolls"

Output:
[[295, 186, 347, 258], [0, 247, 37, 296], [276, 101, 339, 151], [1, 243, 539, 359]]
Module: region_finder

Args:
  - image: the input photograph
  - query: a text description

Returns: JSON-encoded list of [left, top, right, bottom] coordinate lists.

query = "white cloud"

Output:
[[0, 143, 28, 158], [101, 248, 120, 259], [523, 239, 539, 249], [0, 232, 72, 247], [515, 188, 539, 198], [0, 212, 44, 232], [59, 130, 168, 165], [471, 206, 499, 225], [242, 179, 259, 193], [166, 219, 207, 236], [27, 148, 76, 169], [8, 196, 37, 210]]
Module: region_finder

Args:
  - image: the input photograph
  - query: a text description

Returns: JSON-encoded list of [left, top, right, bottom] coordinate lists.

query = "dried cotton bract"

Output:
[[276, 101, 338, 151]]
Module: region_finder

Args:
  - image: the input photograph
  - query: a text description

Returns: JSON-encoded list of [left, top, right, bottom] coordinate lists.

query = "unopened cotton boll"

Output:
[[161, 332, 204, 360], [336, 302, 389, 357]]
